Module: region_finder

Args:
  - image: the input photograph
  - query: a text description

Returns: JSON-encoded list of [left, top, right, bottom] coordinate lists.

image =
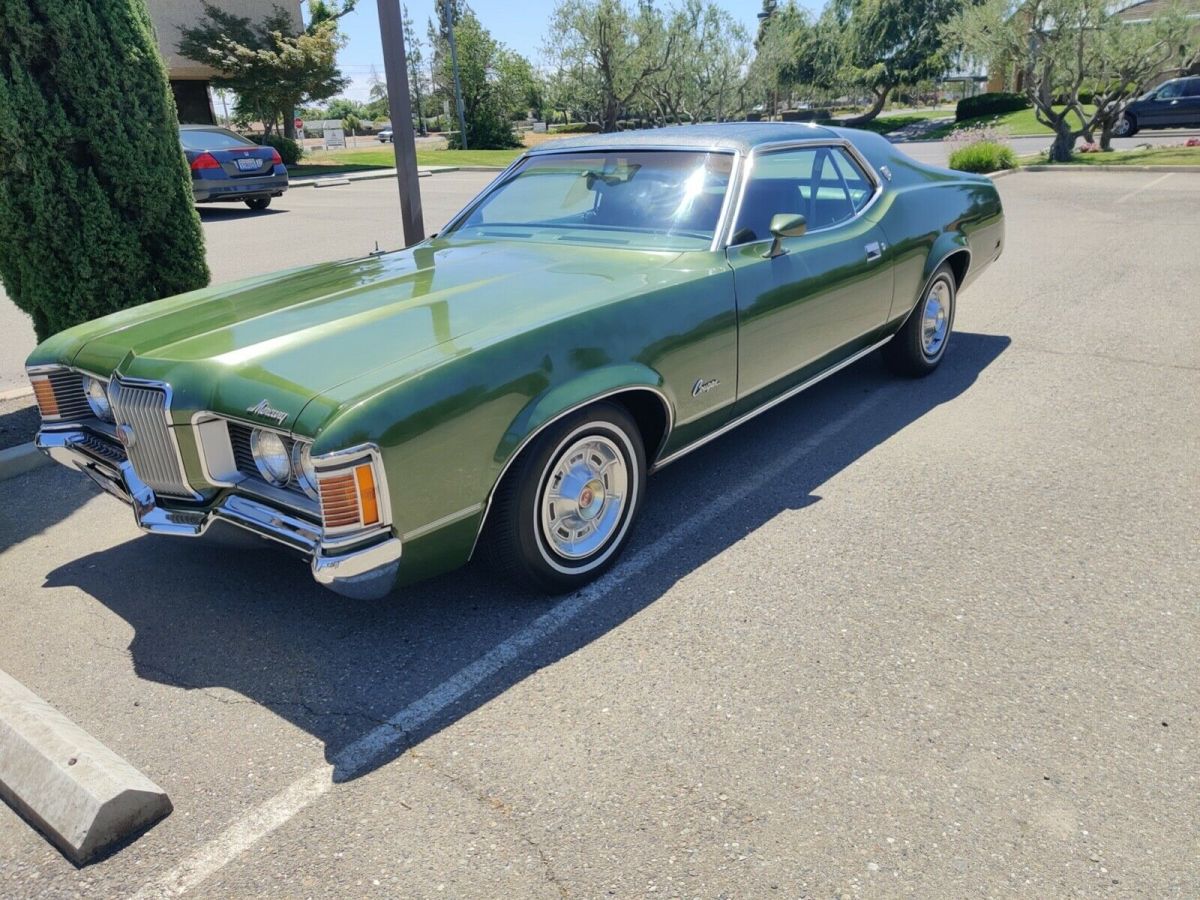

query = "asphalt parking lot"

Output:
[[1, 170, 1198, 898]]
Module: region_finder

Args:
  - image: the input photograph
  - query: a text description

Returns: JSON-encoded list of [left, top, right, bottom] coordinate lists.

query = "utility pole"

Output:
[[376, 0, 425, 245], [443, 2, 469, 150]]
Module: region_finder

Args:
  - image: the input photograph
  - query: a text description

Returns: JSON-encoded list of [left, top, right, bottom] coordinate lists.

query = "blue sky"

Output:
[[326, 0, 822, 100]]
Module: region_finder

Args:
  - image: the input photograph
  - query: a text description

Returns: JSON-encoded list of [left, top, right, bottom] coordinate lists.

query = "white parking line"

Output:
[[1115, 172, 1173, 204], [130, 384, 893, 900]]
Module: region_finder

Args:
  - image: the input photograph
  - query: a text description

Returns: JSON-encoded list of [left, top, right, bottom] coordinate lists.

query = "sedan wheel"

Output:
[[483, 402, 646, 593], [245, 198, 271, 211], [884, 264, 956, 376], [1114, 115, 1136, 138]]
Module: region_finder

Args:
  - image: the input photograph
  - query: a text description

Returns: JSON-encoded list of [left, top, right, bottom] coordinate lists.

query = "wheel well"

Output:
[[471, 388, 673, 559], [607, 388, 672, 463], [945, 250, 971, 289]]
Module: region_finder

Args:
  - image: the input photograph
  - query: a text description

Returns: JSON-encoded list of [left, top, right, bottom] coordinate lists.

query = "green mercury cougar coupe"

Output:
[[27, 124, 1004, 600]]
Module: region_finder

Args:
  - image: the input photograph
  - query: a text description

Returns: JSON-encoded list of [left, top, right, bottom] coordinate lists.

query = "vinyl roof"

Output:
[[527, 122, 844, 155]]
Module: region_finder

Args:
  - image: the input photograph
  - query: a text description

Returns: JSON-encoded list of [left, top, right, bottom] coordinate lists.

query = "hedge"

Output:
[[948, 140, 1017, 174], [251, 134, 303, 166], [955, 92, 1031, 123], [0, 0, 210, 341]]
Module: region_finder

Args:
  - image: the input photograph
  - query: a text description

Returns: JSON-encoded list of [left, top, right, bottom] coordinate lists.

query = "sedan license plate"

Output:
[[235, 157, 261, 172]]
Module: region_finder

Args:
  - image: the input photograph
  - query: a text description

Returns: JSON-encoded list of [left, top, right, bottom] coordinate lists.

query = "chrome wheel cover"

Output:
[[539, 435, 629, 561], [921, 280, 951, 358]]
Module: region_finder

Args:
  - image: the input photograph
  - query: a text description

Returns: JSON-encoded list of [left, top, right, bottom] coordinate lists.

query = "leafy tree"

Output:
[[834, 0, 965, 124], [547, 0, 678, 132], [748, 1, 819, 116], [430, 10, 523, 147], [178, 2, 351, 138], [0, 0, 209, 340], [949, 0, 1197, 161], [645, 1, 750, 124], [402, 6, 429, 134]]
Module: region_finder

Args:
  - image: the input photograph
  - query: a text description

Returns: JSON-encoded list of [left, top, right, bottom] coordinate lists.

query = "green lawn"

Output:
[[301, 147, 520, 170], [838, 110, 954, 135], [287, 163, 389, 178], [1021, 146, 1200, 166], [930, 105, 1099, 139]]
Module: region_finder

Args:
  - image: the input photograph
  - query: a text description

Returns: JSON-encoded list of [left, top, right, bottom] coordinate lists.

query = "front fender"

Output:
[[495, 363, 672, 465]]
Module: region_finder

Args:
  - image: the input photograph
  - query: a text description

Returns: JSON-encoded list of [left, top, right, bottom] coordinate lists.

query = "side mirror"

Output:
[[766, 213, 807, 259]]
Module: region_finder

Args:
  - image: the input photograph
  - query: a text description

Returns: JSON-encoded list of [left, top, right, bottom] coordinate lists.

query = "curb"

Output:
[[0, 442, 48, 482], [289, 165, 464, 188], [1022, 164, 1200, 173], [987, 169, 1021, 180], [0, 385, 33, 401]]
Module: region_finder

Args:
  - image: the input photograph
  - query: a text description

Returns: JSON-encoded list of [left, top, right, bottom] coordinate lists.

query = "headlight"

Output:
[[291, 441, 318, 500], [82, 376, 114, 423], [250, 428, 291, 485]]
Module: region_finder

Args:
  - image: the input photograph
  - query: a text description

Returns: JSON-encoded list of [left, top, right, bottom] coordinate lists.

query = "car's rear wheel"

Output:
[[483, 402, 646, 593], [1114, 114, 1137, 138], [245, 198, 271, 211], [884, 264, 956, 377]]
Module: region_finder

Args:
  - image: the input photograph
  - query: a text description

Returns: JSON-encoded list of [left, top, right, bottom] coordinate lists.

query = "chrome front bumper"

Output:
[[37, 429, 402, 600]]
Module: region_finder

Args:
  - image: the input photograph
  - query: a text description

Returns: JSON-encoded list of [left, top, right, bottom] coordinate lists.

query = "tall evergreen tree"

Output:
[[0, 0, 209, 341]]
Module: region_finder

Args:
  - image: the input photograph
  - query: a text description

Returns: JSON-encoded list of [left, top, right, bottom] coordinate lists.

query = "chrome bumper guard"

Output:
[[37, 430, 402, 599]]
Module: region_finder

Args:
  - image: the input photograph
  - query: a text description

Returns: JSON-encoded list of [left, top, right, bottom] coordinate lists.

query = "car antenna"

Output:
[[369, 241, 385, 258]]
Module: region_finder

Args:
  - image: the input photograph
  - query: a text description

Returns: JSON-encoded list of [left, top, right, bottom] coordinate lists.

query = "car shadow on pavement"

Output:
[[42, 332, 1010, 782], [196, 206, 285, 221]]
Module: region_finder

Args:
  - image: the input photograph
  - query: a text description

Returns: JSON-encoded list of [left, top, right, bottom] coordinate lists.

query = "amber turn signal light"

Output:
[[354, 463, 379, 526], [31, 377, 59, 418]]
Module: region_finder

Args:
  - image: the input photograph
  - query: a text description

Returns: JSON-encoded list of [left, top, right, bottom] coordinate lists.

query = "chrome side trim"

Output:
[[652, 335, 893, 471], [468, 385, 674, 559], [402, 503, 484, 542]]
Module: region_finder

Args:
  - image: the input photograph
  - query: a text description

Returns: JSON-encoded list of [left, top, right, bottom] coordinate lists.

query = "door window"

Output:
[[1157, 80, 1186, 99], [731, 146, 867, 245]]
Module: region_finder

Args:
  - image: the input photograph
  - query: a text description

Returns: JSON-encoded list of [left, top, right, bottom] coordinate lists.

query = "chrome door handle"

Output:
[[865, 241, 885, 262]]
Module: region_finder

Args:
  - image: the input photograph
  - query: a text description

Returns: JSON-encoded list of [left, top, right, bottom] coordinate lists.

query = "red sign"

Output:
[[294, 118, 304, 130]]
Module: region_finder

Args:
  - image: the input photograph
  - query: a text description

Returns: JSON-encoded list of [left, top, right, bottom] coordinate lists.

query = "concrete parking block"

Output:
[[0, 668, 171, 866], [0, 442, 49, 482]]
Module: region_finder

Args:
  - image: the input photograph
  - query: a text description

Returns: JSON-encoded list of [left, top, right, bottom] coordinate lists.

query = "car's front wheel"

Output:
[[245, 198, 271, 211], [1114, 114, 1137, 138], [483, 402, 646, 593], [884, 264, 956, 377]]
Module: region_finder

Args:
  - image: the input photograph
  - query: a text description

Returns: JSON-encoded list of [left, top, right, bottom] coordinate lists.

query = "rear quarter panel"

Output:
[[841, 130, 1005, 323]]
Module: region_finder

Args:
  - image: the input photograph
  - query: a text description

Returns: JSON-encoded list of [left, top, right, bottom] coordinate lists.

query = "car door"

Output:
[[1144, 80, 1186, 126], [725, 144, 894, 414], [1181, 78, 1200, 126]]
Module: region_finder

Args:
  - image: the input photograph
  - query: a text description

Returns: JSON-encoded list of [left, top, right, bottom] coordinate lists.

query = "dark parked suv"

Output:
[[1116, 76, 1200, 137]]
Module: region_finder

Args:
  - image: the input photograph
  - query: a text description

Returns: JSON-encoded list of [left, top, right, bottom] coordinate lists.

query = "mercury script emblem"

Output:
[[692, 377, 720, 398], [246, 399, 288, 425]]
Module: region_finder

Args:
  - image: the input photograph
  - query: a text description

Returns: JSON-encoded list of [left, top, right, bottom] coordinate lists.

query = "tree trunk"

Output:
[[1049, 122, 1075, 163], [844, 86, 891, 126], [602, 97, 619, 133], [1099, 121, 1115, 152]]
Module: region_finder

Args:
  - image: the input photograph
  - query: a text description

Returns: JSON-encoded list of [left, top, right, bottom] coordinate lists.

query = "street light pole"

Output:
[[376, 0, 425, 245], [443, 3, 469, 150]]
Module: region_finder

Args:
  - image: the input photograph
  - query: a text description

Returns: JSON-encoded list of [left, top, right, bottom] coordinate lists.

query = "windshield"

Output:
[[180, 128, 256, 151], [446, 150, 735, 251]]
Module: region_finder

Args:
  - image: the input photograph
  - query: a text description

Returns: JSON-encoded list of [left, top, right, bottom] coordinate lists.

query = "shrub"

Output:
[[956, 92, 1031, 122], [550, 122, 601, 134], [0, 0, 210, 341], [251, 134, 303, 165], [948, 140, 1017, 173]]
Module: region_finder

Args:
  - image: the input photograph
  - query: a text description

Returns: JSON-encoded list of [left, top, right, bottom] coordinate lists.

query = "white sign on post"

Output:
[[323, 127, 346, 150]]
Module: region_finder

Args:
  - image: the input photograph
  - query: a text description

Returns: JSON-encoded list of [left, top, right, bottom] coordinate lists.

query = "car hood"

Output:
[[65, 238, 687, 431]]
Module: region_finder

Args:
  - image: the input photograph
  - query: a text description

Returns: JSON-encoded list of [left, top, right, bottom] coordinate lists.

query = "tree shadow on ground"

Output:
[[43, 332, 1010, 782], [196, 206, 286, 222]]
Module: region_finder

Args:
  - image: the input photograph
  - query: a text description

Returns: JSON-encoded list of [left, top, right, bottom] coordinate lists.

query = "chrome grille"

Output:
[[46, 370, 91, 421], [109, 379, 193, 498]]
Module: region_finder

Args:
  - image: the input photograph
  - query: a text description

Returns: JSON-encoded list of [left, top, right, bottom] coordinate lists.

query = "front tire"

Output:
[[884, 265, 956, 377], [245, 198, 271, 211], [483, 403, 646, 594], [1114, 114, 1137, 138]]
